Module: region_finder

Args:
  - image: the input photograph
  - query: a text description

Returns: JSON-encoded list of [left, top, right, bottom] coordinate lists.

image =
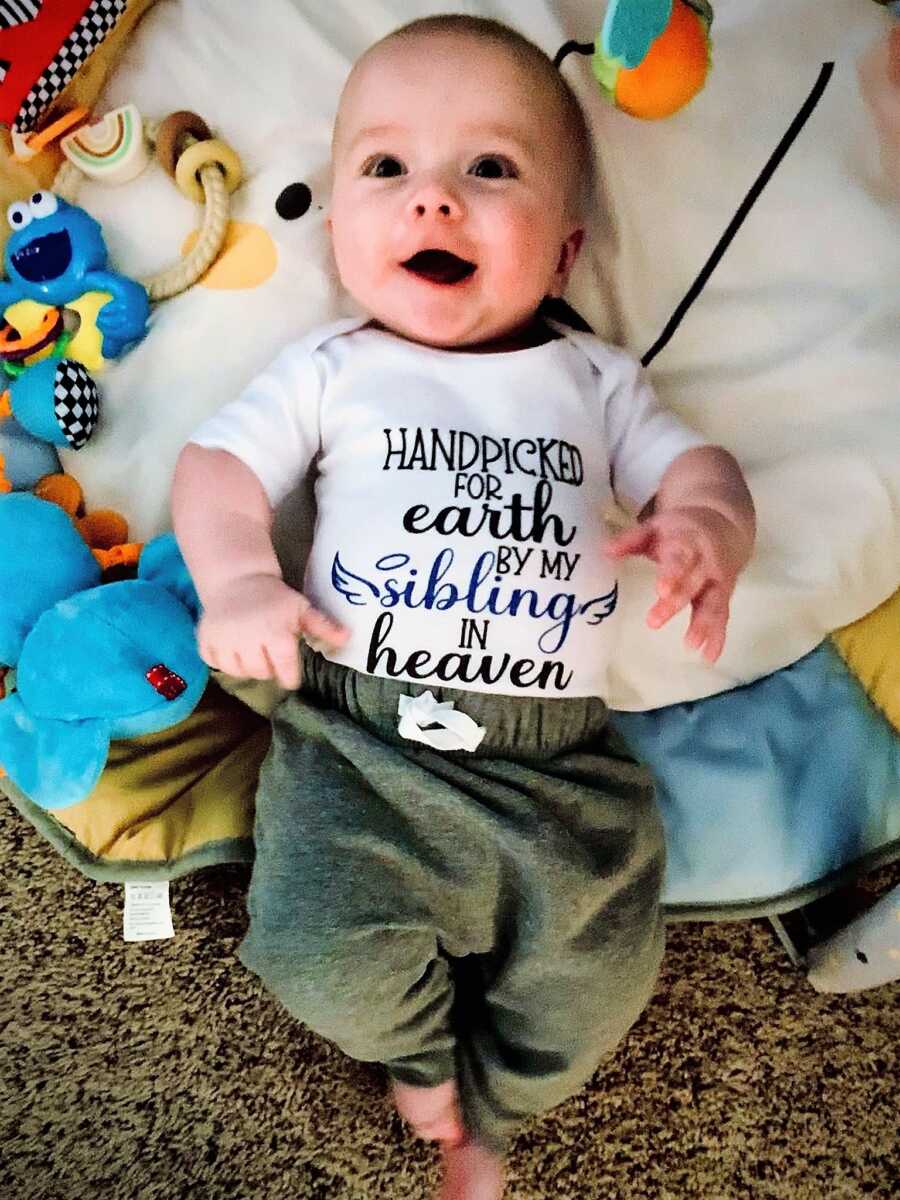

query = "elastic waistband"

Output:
[[299, 648, 609, 760]]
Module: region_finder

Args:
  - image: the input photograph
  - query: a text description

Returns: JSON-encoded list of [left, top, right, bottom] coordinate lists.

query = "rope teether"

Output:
[[173, 137, 242, 204], [52, 106, 242, 302]]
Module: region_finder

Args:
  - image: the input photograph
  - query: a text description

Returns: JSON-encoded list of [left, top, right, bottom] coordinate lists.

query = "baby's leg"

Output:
[[446, 739, 666, 1152], [393, 1078, 464, 1145], [238, 693, 509, 1195], [392, 1082, 506, 1198], [238, 699, 460, 1113], [439, 1138, 506, 1200], [394, 1071, 505, 1199]]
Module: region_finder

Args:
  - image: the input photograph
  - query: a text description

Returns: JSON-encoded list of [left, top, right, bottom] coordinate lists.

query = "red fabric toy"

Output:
[[0, 0, 126, 134]]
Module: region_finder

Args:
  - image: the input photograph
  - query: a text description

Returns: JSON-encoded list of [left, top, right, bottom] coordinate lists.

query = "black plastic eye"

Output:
[[275, 182, 312, 220]]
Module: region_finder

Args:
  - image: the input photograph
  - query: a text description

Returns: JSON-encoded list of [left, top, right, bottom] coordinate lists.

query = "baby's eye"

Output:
[[468, 155, 518, 180], [362, 155, 406, 178]]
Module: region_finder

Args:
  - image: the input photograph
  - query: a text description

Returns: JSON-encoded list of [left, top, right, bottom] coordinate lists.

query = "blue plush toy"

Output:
[[2, 190, 149, 359], [0, 191, 149, 487], [0, 493, 208, 811]]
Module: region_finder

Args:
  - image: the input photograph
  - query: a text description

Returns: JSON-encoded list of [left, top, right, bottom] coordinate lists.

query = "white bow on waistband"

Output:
[[397, 691, 486, 753]]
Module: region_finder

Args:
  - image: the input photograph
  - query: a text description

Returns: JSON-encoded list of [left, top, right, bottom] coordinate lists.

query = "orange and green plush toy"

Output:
[[589, 0, 713, 119]]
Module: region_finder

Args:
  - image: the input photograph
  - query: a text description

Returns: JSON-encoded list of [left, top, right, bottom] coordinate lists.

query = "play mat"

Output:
[[1, 1, 898, 988]]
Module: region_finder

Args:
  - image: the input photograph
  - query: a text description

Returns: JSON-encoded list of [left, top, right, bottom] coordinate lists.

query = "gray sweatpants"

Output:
[[239, 651, 665, 1151]]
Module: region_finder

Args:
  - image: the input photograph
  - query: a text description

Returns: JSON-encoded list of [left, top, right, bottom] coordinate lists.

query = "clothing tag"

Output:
[[123, 882, 175, 943]]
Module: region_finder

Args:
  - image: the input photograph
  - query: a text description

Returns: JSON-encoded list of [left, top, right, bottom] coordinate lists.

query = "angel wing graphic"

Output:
[[580, 582, 619, 626], [331, 552, 380, 606]]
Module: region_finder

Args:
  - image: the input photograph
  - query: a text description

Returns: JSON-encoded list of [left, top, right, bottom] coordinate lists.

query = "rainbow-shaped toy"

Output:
[[60, 103, 149, 185]]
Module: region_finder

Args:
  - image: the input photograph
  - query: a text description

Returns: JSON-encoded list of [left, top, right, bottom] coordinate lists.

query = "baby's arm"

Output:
[[605, 445, 755, 663], [172, 444, 347, 688]]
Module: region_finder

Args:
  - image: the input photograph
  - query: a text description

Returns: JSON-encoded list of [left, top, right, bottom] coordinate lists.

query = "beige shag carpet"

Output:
[[3, 804, 897, 1200]]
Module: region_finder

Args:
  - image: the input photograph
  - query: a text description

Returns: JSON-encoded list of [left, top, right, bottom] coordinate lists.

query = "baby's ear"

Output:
[[549, 228, 585, 298]]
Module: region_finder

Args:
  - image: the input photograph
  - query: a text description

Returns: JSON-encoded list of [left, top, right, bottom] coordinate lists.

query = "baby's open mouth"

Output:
[[401, 249, 476, 285]]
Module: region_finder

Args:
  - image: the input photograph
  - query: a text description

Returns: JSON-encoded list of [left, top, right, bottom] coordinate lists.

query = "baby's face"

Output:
[[329, 33, 584, 348]]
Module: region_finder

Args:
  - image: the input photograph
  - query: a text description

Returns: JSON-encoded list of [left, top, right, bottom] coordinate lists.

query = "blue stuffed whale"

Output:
[[0, 493, 207, 810]]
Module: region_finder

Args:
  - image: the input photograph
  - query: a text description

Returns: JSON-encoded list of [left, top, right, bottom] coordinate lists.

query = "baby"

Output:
[[173, 16, 755, 1199]]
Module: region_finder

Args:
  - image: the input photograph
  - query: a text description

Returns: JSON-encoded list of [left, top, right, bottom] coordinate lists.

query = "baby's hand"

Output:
[[197, 572, 348, 689], [605, 506, 749, 663], [858, 22, 900, 196]]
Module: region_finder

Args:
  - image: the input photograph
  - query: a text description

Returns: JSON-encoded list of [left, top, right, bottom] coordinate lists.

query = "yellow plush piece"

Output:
[[4, 294, 114, 373], [832, 588, 900, 734], [1, 683, 269, 878]]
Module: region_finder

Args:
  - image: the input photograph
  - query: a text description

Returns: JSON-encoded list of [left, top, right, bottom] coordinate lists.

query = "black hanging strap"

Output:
[[553, 39, 595, 69], [641, 61, 835, 366]]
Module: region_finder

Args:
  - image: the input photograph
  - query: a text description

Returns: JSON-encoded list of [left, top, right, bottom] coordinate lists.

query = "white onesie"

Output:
[[190, 318, 706, 699]]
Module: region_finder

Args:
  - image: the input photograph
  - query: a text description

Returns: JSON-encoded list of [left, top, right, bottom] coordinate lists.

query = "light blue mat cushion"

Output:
[[612, 642, 900, 917]]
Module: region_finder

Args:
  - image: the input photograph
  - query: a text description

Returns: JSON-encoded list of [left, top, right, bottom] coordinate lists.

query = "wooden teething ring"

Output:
[[154, 110, 212, 177], [174, 138, 243, 204], [53, 109, 241, 302]]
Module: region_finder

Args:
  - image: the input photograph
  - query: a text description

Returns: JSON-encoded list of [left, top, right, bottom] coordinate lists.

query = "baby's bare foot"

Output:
[[438, 1138, 506, 1200], [392, 1078, 465, 1146]]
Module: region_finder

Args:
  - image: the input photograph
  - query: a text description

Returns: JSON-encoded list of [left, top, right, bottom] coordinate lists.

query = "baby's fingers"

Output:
[[604, 523, 656, 560], [647, 549, 705, 630], [296, 596, 349, 653], [196, 632, 224, 674], [685, 584, 731, 663], [262, 641, 301, 691], [198, 637, 257, 681]]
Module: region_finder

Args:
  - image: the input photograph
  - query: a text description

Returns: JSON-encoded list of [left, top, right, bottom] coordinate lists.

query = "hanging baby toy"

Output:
[[555, 0, 713, 119], [0, 189, 148, 480]]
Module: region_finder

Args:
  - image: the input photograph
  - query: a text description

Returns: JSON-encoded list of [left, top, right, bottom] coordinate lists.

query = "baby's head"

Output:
[[328, 15, 591, 349]]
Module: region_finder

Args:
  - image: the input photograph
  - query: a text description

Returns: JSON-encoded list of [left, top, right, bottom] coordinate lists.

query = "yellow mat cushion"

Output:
[[52, 680, 267, 866], [832, 587, 900, 734]]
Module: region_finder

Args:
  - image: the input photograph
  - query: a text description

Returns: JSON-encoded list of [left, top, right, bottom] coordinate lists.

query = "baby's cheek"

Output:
[[331, 228, 375, 296], [493, 227, 559, 302]]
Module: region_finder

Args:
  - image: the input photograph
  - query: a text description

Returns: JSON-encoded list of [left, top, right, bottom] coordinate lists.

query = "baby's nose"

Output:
[[408, 180, 463, 220]]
